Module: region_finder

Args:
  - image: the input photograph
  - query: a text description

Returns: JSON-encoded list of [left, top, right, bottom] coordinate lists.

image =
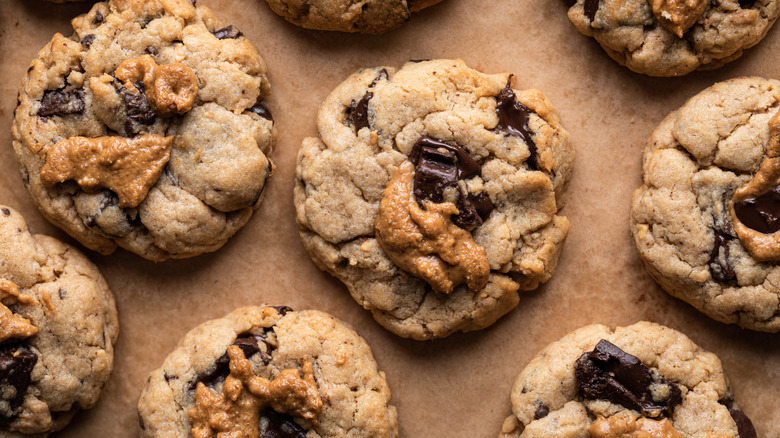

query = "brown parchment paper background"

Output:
[[0, 0, 779, 436]]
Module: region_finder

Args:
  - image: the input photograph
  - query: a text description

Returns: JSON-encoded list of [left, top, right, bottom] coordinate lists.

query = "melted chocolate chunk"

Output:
[[709, 231, 736, 282], [213, 25, 242, 40], [575, 339, 681, 418], [145, 46, 158, 56], [259, 408, 307, 438], [270, 306, 293, 315], [738, 0, 757, 8], [37, 88, 85, 117], [93, 11, 105, 24], [1, 208, 9, 216], [351, 92, 373, 131], [584, 0, 601, 21], [408, 136, 493, 228], [115, 79, 156, 133], [533, 404, 549, 420], [0, 343, 37, 424], [734, 185, 780, 234], [719, 398, 757, 438], [494, 81, 538, 170], [247, 101, 274, 121], [189, 333, 273, 391], [80, 34, 96, 48]]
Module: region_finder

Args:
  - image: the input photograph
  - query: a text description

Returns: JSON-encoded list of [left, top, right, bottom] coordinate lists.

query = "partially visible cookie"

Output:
[[12, 0, 276, 261], [295, 59, 573, 340], [138, 306, 398, 438], [499, 322, 756, 438], [568, 0, 780, 76], [0, 205, 119, 436], [631, 77, 780, 332], [263, 0, 444, 34]]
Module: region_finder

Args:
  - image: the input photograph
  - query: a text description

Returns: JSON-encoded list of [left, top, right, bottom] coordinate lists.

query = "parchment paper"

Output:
[[0, 0, 778, 436]]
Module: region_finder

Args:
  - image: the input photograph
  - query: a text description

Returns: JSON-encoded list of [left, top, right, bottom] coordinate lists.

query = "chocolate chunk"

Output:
[[584, 0, 601, 21], [145, 46, 158, 56], [1, 208, 9, 216], [213, 25, 242, 40], [189, 333, 273, 391], [738, 0, 757, 8], [270, 306, 293, 315], [408, 136, 493, 228], [247, 101, 274, 121], [709, 231, 736, 282], [259, 408, 307, 438], [734, 185, 780, 234], [719, 398, 757, 438], [575, 339, 681, 418], [37, 88, 85, 117], [115, 79, 156, 134], [80, 34, 96, 48], [494, 80, 538, 170], [351, 92, 372, 131], [0, 343, 37, 423], [93, 11, 104, 24], [533, 404, 549, 420]]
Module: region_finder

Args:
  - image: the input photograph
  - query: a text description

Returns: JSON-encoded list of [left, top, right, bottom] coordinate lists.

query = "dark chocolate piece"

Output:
[[1, 208, 9, 216], [80, 34, 96, 48], [145, 46, 158, 56], [584, 0, 600, 21], [213, 25, 242, 40], [189, 333, 273, 391], [738, 0, 757, 8], [719, 398, 757, 438], [247, 101, 274, 121], [575, 339, 681, 418], [351, 92, 373, 131], [0, 343, 38, 425], [408, 136, 493, 228], [734, 185, 780, 234], [270, 306, 293, 316], [93, 11, 104, 24], [533, 404, 549, 420], [259, 408, 307, 438], [494, 80, 538, 170], [37, 88, 85, 117], [115, 79, 156, 133], [709, 231, 736, 282]]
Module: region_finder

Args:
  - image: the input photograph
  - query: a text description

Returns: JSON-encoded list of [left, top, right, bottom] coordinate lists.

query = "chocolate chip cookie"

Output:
[[12, 0, 276, 261], [568, 0, 780, 76], [294, 59, 574, 340], [499, 322, 756, 438], [263, 0, 444, 34], [138, 306, 398, 438], [0, 205, 119, 436], [632, 77, 780, 332]]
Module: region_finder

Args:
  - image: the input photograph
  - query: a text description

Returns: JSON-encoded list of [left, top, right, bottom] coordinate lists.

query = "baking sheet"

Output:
[[1, 0, 779, 436]]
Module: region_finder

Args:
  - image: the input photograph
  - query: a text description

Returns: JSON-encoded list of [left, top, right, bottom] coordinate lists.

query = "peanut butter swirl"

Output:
[[648, 0, 709, 38], [0, 279, 38, 343], [590, 415, 682, 438], [188, 345, 322, 438], [375, 160, 490, 294], [115, 55, 198, 116]]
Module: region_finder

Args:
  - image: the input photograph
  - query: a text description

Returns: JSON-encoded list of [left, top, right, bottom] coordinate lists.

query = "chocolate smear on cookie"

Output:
[[575, 339, 682, 418], [0, 343, 37, 425], [408, 136, 492, 228], [37, 88, 85, 117], [709, 231, 736, 282], [260, 408, 308, 438], [494, 80, 538, 170]]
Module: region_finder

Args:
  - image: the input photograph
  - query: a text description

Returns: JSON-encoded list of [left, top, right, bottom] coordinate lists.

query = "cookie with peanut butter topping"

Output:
[[0, 205, 119, 436], [12, 0, 276, 261], [138, 306, 398, 438], [631, 77, 780, 332], [499, 322, 756, 438], [294, 59, 574, 339], [567, 0, 780, 76]]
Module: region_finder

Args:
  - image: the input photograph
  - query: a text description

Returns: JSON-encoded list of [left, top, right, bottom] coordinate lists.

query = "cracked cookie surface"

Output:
[[294, 59, 573, 340], [631, 77, 780, 332], [568, 0, 780, 76], [499, 322, 755, 438], [263, 0, 444, 34], [138, 306, 398, 438], [12, 0, 276, 261], [0, 205, 119, 436]]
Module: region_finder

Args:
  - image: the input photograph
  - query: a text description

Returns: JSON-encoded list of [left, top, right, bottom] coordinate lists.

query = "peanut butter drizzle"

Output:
[[648, 0, 709, 38], [40, 134, 174, 208], [115, 55, 198, 116], [188, 345, 323, 438], [730, 109, 780, 261], [0, 279, 38, 343], [375, 160, 490, 294], [590, 415, 682, 438]]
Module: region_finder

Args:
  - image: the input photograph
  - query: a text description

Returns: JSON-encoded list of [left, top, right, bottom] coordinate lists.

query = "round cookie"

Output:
[[12, 0, 276, 261], [567, 0, 780, 76], [499, 322, 757, 438], [263, 0, 444, 34], [631, 77, 780, 332], [294, 59, 573, 340], [138, 306, 398, 438], [0, 205, 119, 436]]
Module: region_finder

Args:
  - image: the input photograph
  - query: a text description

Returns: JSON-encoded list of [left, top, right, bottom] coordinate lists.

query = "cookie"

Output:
[[137, 306, 398, 438], [0, 205, 119, 436], [631, 77, 780, 332], [294, 59, 573, 340], [499, 321, 756, 438], [12, 0, 276, 261], [263, 0, 444, 34], [567, 0, 780, 76]]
